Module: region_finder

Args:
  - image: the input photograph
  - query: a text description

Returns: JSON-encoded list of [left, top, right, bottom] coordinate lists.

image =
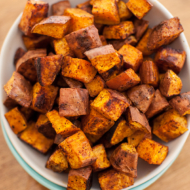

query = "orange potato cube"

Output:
[[118, 0, 133, 21], [52, 0, 71, 16]]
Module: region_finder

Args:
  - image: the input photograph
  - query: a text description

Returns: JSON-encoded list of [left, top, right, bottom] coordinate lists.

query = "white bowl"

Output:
[[0, 0, 190, 189]]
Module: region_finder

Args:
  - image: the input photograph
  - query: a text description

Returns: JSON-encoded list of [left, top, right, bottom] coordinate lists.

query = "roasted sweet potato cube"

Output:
[[76, 1, 92, 14], [18, 121, 54, 154], [19, 107, 35, 121], [106, 68, 141, 91], [134, 19, 149, 41], [46, 148, 68, 172], [32, 82, 58, 113], [14, 47, 26, 65], [19, 0, 49, 36], [65, 25, 102, 58], [54, 134, 65, 144], [3, 97, 18, 110], [63, 77, 83, 88], [146, 89, 169, 118], [34, 55, 63, 86], [85, 133, 103, 145], [99, 35, 107, 46], [139, 60, 159, 87], [16, 49, 47, 83], [5, 107, 27, 134], [52, 0, 71, 16], [98, 169, 134, 190], [148, 17, 184, 50], [62, 56, 97, 83], [91, 89, 130, 121], [4, 72, 32, 108], [67, 166, 93, 190], [32, 16, 71, 39], [36, 114, 56, 139], [137, 138, 168, 165], [127, 84, 155, 113], [103, 21, 135, 39], [118, 0, 132, 21], [154, 47, 186, 74], [59, 131, 97, 169], [118, 44, 143, 72], [47, 110, 80, 138], [159, 70, 182, 97], [92, 0, 120, 25], [126, 0, 153, 20], [153, 109, 188, 142]]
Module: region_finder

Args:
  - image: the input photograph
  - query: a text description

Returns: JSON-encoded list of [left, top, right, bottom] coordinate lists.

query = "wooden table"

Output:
[[1, 0, 190, 189]]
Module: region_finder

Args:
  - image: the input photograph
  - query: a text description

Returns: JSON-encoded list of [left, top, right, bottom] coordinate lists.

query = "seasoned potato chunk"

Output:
[[52, 0, 71, 16], [46, 148, 68, 172], [137, 138, 168, 165], [99, 35, 107, 46], [63, 77, 83, 88], [134, 19, 149, 41], [59, 131, 97, 169], [154, 47, 186, 74], [54, 134, 65, 145], [47, 110, 80, 138], [14, 47, 26, 65], [91, 89, 130, 121], [5, 107, 27, 134], [118, 0, 133, 21], [159, 70, 182, 97], [76, 1, 92, 14], [3, 97, 18, 110], [126, 0, 153, 20], [148, 17, 184, 50], [4, 72, 32, 108], [19, 0, 49, 36], [67, 166, 93, 190], [153, 109, 188, 142]]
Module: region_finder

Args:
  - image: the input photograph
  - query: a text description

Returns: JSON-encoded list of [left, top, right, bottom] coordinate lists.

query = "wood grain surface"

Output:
[[0, 0, 190, 190]]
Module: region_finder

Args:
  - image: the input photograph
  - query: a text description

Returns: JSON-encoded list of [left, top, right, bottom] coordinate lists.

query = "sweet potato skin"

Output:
[[63, 77, 83, 88], [14, 48, 26, 65], [3, 97, 18, 110], [76, 1, 92, 14], [52, 0, 71, 16], [134, 19, 149, 41]]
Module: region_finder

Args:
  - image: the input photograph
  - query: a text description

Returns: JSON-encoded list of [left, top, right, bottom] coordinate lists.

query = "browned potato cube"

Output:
[[19, 0, 49, 36], [4, 72, 32, 108], [67, 166, 93, 190], [18, 121, 54, 154], [19, 107, 34, 121], [3, 97, 18, 110], [118, 44, 143, 72], [154, 47, 186, 74], [103, 21, 135, 39], [52, 0, 71, 16], [76, 1, 92, 14], [98, 169, 134, 190], [139, 60, 159, 87], [62, 56, 97, 83], [63, 77, 83, 88], [99, 35, 107, 46], [46, 148, 68, 172], [32, 82, 58, 113], [59, 131, 97, 169], [159, 70, 182, 97], [118, 0, 133, 21], [137, 138, 168, 165], [14, 47, 26, 65], [147, 17, 184, 50], [126, 0, 153, 20], [134, 19, 149, 41], [65, 25, 102, 59], [106, 68, 141, 91], [54, 134, 65, 145], [91, 89, 130, 121], [127, 84, 155, 113], [5, 107, 27, 134], [153, 109, 188, 142]]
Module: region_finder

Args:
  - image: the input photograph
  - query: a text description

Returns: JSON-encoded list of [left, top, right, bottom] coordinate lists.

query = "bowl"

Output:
[[0, 0, 190, 189]]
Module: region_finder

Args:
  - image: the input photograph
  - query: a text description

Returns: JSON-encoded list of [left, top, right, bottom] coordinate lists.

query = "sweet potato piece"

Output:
[[118, 0, 132, 21], [137, 138, 168, 165], [19, 107, 35, 121], [59, 131, 97, 169], [63, 77, 83, 88], [62, 56, 97, 83], [32, 82, 58, 113], [106, 68, 141, 91], [34, 55, 63, 86], [91, 89, 130, 121], [52, 0, 71, 16], [159, 70, 182, 97], [54, 134, 65, 144], [139, 60, 159, 87], [103, 21, 135, 39], [53, 73, 68, 88], [3, 97, 18, 110], [65, 25, 102, 58], [118, 44, 143, 72], [126, 0, 153, 20], [146, 89, 169, 118], [18, 121, 54, 154], [32, 16, 71, 39], [134, 19, 149, 41], [98, 169, 134, 190], [67, 166, 93, 190], [148, 17, 184, 50], [4, 72, 32, 108], [153, 109, 188, 142], [99, 35, 107, 46], [127, 85, 155, 113], [154, 47, 186, 74], [19, 0, 49, 36], [76, 1, 92, 14], [16, 49, 47, 83], [46, 148, 68, 172], [14, 48, 26, 65], [5, 107, 27, 134]]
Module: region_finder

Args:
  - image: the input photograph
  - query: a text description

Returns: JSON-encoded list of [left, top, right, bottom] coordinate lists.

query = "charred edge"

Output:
[[35, 58, 43, 86]]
